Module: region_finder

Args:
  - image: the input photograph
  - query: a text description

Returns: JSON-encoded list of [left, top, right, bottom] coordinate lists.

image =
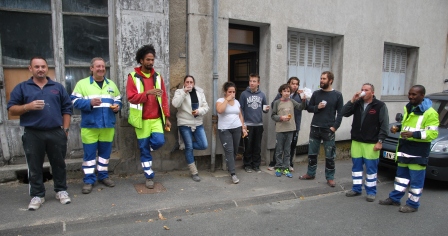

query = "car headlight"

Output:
[[431, 140, 448, 153]]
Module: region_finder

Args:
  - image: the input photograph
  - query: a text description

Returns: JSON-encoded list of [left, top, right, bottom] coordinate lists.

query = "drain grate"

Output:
[[134, 182, 167, 194]]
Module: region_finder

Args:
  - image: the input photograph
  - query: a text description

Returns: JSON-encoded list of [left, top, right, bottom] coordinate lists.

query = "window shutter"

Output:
[[288, 33, 298, 66]]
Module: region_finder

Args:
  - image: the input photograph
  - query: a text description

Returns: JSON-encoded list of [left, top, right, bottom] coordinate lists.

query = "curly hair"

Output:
[[135, 44, 156, 64]]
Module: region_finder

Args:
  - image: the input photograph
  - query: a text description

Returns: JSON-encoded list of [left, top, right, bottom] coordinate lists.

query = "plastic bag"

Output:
[[302, 87, 313, 99]]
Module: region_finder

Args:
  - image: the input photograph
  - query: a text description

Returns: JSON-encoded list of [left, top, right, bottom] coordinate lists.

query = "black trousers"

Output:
[[23, 128, 68, 197], [243, 125, 264, 168], [269, 130, 299, 167]]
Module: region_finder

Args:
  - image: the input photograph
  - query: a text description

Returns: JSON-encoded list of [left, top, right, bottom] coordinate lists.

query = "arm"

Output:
[[171, 89, 187, 108], [239, 108, 248, 137], [198, 91, 209, 116], [374, 104, 390, 151], [332, 93, 345, 131], [238, 93, 246, 118], [160, 77, 170, 119], [403, 109, 439, 141], [126, 74, 149, 104], [306, 93, 320, 113], [291, 98, 306, 110], [271, 100, 282, 122], [341, 100, 355, 117], [216, 97, 232, 114], [71, 81, 101, 111]]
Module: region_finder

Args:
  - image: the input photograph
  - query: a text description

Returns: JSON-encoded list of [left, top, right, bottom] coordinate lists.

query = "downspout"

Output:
[[211, 0, 219, 172]]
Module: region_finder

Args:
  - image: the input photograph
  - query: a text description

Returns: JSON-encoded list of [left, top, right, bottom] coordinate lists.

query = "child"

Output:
[[271, 84, 306, 178]]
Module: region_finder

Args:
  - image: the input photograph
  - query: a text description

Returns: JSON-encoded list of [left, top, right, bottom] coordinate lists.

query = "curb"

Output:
[[0, 181, 351, 235]]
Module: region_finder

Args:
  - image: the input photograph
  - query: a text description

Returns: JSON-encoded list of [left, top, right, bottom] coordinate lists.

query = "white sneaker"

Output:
[[56, 191, 71, 204], [28, 196, 45, 210], [231, 175, 239, 184]]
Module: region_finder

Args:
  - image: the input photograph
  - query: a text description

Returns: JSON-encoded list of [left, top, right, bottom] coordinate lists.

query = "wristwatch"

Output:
[[378, 140, 383, 144]]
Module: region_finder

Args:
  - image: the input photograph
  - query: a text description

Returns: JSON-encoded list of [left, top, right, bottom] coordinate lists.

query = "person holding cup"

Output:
[[216, 82, 248, 184], [341, 83, 389, 202], [268, 76, 308, 172], [7, 57, 73, 210], [239, 73, 269, 173], [71, 57, 122, 194], [298, 71, 344, 187], [172, 75, 209, 182]]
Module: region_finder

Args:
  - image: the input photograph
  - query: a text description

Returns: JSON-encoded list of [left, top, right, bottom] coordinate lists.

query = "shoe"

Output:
[[28, 196, 45, 211], [146, 179, 155, 189], [55, 191, 71, 204], [275, 168, 282, 177], [327, 179, 336, 187], [379, 198, 400, 206], [253, 167, 261, 173], [82, 184, 93, 194], [192, 174, 201, 182], [345, 190, 361, 197], [231, 175, 239, 184], [366, 195, 376, 202], [244, 166, 253, 173], [267, 166, 275, 171], [99, 178, 115, 187], [399, 204, 418, 213], [299, 174, 315, 180], [283, 169, 293, 178], [289, 166, 294, 172]]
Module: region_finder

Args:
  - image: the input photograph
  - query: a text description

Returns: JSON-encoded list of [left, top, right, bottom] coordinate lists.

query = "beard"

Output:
[[143, 64, 153, 71], [320, 82, 330, 89]]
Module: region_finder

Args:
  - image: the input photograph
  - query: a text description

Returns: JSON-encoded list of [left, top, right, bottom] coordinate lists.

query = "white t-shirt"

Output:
[[216, 98, 242, 129]]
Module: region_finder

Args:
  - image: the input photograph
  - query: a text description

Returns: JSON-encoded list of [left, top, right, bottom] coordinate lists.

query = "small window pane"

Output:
[[229, 29, 254, 45], [0, 0, 51, 11], [65, 67, 110, 115], [0, 11, 53, 65], [5, 68, 56, 120], [63, 16, 109, 65], [62, 0, 108, 15]]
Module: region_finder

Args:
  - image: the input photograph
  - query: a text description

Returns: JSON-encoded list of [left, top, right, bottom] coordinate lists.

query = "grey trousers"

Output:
[[218, 127, 242, 174], [274, 131, 294, 169]]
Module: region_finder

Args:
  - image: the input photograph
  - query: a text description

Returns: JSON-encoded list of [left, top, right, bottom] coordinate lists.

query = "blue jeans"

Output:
[[179, 125, 208, 164]]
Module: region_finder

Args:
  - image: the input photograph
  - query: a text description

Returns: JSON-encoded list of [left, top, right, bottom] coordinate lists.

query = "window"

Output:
[[382, 45, 407, 95], [288, 32, 331, 91], [0, 0, 110, 119]]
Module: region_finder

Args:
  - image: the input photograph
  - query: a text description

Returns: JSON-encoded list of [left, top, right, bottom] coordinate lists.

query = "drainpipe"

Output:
[[211, 0, 219, 172]]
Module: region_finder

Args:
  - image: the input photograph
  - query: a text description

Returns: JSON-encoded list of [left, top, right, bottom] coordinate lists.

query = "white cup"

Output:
[[300, 93, 305, 99], [321, 100, 327, 106], [263, 105, 269, 111], [360, 91, 366, 97], [36, 100, 45, 103]]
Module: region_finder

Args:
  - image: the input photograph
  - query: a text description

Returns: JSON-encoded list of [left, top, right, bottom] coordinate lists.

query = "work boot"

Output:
[[298, 174, 315, 180], [327, 179, 336, 187], [100, 178, 115, 187], [146, 179, 155, 189], [379, 198, 400, 206], [82, 184, 93, 194], [366, 195, 376, 202], [345, 190, 361, 197], [399, 205, 418, 213]]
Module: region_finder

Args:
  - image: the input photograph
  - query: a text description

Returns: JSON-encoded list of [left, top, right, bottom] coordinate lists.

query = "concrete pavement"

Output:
[[0, 157, 392, 235]]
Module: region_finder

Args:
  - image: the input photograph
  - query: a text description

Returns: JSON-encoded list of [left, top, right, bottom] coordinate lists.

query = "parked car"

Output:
[[379, 91, 448, 181]]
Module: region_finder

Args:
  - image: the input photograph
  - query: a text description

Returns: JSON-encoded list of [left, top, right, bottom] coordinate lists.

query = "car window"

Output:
[[432, 99, 448, 128]]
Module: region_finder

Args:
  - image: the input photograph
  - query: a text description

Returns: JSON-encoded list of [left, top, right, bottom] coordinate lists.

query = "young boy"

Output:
[[271, 84, 306, 178]]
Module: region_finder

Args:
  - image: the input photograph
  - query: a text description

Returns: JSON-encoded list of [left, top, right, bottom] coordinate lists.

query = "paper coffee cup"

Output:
[[322, 100, 327, 105], [37, 100, 45, 103], [263, 105, 269, 111], [360, 91, 366, 97]]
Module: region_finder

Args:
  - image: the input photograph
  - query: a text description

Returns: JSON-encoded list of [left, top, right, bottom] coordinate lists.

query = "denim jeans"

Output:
[[274, 131, 294, 169], [307, 126, 336, 180], [270, 131, 298, 167], [179, 125, 208, 164]]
